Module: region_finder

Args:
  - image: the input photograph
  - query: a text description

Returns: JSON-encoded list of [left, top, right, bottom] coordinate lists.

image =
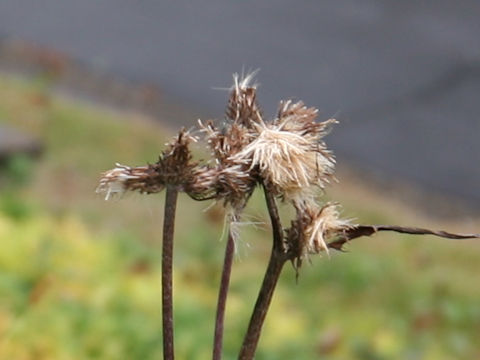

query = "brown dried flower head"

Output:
[[96, 129, 197, 199], [190, 73, 266, 209], [231, 100, 336, 202], [287, 203, 351, 268]]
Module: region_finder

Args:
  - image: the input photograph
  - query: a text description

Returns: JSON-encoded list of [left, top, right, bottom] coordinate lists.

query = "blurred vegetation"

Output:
[[0, 74, 479, 359]]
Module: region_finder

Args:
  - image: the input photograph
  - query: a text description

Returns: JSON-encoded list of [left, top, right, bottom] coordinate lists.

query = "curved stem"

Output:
[[238, 250, 286, 360], [162, 185, 178, 360], [212, 227, 236, 360], [238, 186, 287, 360]]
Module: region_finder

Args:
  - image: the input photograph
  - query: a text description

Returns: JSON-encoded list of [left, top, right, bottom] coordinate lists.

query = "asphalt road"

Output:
[[0, 0, 479, 206]]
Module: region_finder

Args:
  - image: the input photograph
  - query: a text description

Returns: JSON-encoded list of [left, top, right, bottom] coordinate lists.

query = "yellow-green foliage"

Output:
[[0, 74, 479, 359]]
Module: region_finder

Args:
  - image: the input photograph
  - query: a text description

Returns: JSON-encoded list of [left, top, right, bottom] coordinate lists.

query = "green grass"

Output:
[[0, 73, 479, 359]]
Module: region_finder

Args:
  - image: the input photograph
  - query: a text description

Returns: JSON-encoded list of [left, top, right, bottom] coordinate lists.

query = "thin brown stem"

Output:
[[212, 226, 236, 360], [238, 250, 286, 360], [262, 186, 284, 253], [238, 186, 287, 360], [162, 185, 178, 360]]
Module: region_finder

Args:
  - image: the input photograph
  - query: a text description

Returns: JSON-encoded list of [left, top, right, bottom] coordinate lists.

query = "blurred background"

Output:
[[0, 1, 479, 359]]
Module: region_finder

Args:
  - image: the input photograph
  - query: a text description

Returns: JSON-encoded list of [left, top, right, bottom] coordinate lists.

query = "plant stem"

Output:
[[212, 226, 236, 360], [238, 186, 287, 360], [162, 185, 178, 360], [238, 249, 286, 359]]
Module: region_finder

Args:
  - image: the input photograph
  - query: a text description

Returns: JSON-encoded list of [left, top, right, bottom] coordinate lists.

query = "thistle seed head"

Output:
[[230, 112, 336, 201], [287, 203, 351, 269], [97, 129, 197, 200]]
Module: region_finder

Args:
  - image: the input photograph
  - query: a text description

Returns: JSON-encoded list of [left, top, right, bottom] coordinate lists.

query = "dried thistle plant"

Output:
[[97, 129, 197, 360], [97, 72, 479, 360], [198, 73, 263, 360]]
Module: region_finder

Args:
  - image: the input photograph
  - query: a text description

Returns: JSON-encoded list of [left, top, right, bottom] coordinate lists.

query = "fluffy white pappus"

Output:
[[232, 69, 260, 92], [96, 163, 141, 200], [304, 203, 351, 256], [231, 123, 335, 196]]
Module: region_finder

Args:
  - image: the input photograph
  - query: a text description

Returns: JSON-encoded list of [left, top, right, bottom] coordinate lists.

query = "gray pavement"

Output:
[[0, 0, 479, 206]]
